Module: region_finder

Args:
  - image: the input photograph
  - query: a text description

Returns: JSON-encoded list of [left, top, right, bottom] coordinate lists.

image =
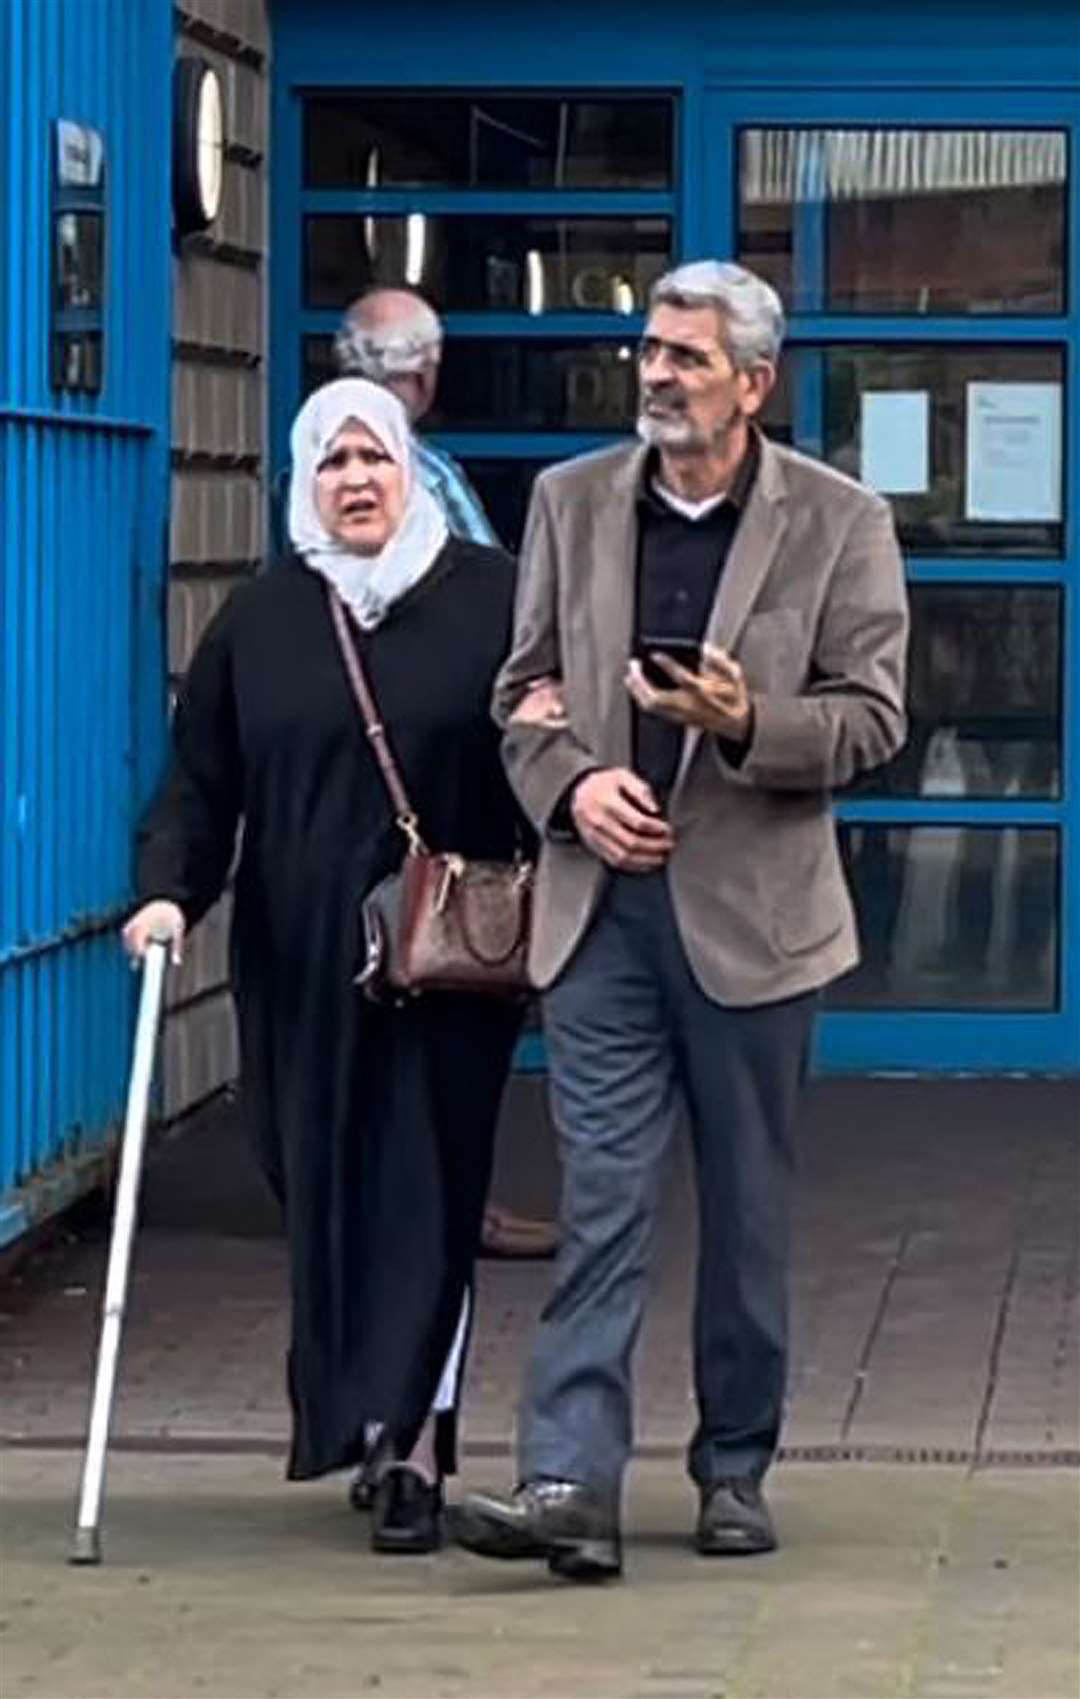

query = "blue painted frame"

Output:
[[269, 1, 1080, 1073]]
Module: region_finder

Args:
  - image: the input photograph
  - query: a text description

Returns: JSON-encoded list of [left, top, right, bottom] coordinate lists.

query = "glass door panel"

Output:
[[712, 90, 1078, 1071], [737, 127, 1067, 315], [762, 343, 1065, 556]]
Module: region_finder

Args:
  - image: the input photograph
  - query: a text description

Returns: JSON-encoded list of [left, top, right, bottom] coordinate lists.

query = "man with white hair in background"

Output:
[[451, 260, 909, 1581], [334, 286, 498, 546]]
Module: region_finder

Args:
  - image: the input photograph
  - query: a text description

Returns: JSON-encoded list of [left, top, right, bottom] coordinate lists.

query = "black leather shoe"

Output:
[[449, 1480, 622, 1581], [370, 1464, 443, 1554], [696, 1476, 777, 1556]]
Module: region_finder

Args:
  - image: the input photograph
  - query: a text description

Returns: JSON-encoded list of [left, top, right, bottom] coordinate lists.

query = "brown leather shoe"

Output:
[[450, 1480, 622, 1581], [696, 1476, 777, 1556], [479, 1205, 558, 1260]]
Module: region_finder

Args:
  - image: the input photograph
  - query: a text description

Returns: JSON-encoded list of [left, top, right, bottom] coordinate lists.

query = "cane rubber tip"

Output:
[[69, 1527, 102, 1565]]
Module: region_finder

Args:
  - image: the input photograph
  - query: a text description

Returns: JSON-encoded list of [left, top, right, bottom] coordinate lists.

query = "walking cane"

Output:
[[69, 933, 171, 1565]]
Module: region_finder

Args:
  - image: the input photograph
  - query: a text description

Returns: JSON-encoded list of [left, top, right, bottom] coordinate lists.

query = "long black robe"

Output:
[[138, 540, 525, 1479]]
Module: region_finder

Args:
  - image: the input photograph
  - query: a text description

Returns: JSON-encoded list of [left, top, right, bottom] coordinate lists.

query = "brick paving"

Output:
[[1, 1076, 1076, 1464]]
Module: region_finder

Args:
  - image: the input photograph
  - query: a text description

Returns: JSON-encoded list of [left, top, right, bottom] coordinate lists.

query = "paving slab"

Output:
[[2, 1451, 1077, 1699]]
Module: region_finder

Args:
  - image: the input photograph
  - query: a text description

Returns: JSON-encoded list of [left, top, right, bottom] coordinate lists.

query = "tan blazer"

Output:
[[494, 433, 909, 1005]]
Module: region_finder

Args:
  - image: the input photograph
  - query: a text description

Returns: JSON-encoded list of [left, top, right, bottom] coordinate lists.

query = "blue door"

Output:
[[706, 90, 1079, 1072], [271, 55, 1078, 1074]]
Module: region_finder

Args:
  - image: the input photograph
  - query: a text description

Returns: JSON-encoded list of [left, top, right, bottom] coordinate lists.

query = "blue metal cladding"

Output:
[[0, 0, 172, 1245]]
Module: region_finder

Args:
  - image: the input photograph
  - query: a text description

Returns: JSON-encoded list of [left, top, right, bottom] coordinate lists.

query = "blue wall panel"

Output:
[[270, 0, 1080, 90], [0, 0, 172, 1245]]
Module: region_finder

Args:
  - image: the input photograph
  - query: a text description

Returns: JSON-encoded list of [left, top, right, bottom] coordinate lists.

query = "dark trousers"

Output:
[[518, 872, 816, 1498]]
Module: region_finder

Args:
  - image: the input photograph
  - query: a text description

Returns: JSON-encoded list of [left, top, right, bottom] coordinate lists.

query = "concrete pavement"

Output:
[[2, 1452, 1078, 1699]]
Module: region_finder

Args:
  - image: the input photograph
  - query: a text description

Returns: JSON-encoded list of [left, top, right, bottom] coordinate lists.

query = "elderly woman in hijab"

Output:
[[124, 379, 526, 1554]]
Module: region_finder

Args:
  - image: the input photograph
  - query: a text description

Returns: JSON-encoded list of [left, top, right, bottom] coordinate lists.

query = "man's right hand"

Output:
[[570, 769, 674, 872]]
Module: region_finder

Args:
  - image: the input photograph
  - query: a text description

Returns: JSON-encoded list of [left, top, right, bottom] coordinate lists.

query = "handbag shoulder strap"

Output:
[[327, 587, 428, 854]]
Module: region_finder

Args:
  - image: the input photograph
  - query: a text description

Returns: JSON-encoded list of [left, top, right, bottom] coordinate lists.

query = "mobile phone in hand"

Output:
[[637, 636, 701, 691]]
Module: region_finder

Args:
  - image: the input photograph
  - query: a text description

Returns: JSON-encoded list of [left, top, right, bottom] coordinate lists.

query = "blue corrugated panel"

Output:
[[0, 0, 172, 1246]]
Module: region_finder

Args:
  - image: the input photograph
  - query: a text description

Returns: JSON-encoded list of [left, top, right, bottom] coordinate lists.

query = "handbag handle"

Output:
[[327, 587, 428, 855], [452, 866, 533, 968]]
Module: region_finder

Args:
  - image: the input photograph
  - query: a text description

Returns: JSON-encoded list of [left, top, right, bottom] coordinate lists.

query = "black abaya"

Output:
[[137, 541, 525, 1478]]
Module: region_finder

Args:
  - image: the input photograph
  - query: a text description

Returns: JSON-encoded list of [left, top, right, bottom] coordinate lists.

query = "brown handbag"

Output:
[[328, 588, 533, 1002]]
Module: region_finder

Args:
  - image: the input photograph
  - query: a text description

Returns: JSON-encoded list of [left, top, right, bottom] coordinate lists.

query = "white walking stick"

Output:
[[69, 935, 170, 1564]]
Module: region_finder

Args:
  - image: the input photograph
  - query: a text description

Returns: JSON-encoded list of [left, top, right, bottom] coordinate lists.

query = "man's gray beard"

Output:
[[635, 411, 705, 453], [637, 409, 744, 455]]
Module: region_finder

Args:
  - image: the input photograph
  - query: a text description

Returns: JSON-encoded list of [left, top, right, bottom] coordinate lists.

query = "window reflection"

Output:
[[303, 215, 670, 313], [833, 826, 1058, 1010], [431, 339, 637, 432], [304, 94, 674, 190], [739, 128, 1067, 314], [860, 586, 1061, 799]]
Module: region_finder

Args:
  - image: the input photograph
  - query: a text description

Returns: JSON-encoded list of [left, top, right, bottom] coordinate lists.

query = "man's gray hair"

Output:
[[649, 261, 786, 368], [334, 291, 444, 381]]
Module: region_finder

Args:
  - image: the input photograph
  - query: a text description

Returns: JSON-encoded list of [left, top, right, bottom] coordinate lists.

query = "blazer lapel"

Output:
[[589, 442, 648, 768], [671, 433, 790, 795]]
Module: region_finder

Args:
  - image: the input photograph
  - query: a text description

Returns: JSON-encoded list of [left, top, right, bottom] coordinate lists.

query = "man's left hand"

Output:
[[625, 642, 753, 744]]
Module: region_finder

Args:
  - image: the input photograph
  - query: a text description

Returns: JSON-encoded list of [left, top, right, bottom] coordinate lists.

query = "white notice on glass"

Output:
[[860, 391, 929, 494], [965, 382, 1062, 523]]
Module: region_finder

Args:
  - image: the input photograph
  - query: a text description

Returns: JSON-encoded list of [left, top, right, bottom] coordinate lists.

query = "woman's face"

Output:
[[314, 421, 406, 554]]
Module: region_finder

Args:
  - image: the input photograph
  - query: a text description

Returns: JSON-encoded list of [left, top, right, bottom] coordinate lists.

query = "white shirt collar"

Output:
[[651, 479, 728, 522]]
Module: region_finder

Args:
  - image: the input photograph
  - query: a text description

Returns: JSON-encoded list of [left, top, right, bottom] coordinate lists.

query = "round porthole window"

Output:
[[173, 57, 225, 237]]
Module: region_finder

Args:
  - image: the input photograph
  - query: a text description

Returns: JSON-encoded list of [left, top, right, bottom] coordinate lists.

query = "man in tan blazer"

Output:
[[452, 261, 909, 1581]]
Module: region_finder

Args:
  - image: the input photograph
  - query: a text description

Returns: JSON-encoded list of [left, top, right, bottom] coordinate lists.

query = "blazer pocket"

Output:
[[774, 908, 844, 956], [736, 608, 807, 692]]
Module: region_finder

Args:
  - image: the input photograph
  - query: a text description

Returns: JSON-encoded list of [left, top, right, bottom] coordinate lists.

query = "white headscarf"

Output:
[[288, 378, 449, 630]]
